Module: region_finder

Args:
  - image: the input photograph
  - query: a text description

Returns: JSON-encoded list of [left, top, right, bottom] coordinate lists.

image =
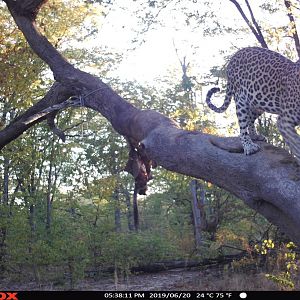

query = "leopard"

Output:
[[206, 46, 300, 165]]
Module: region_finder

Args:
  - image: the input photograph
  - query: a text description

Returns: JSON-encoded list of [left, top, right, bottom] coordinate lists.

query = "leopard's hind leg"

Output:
[[248, 108, 267, 142], [235, 93, 261, 155], [277, 115, 300, 165]]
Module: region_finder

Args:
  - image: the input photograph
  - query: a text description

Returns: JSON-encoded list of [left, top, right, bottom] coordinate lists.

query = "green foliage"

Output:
[[255, 240, 299, 290], [255, 239, 275, 255], [100, 231, 176, 274]]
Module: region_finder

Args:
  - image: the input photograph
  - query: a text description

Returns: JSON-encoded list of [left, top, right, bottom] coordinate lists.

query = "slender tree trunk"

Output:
[[93, 204, 100, 228], [124, 189, 134, 231], [190, 180, 205, 247], [114, 207, 121, 232], [114, 261, 119, 289], [28, 203, 39, 283], [229, 0, 268, 48], [46, 173, 53, 233], [29, 205, 36, 241], [244, 0, 268, 48], [0, 225, 7, 277], [133, 189, 139, 231], [0, 107, 11, 274], [2, 157, 9, 205], [113, 189, 121, 232], [284, 0, 300, 59], [0, 227, 6, 277], [91, 204, 100, 267], [0, 156, 10, 276], [46, 141, 55, 233], [67, 258, 75, 290]]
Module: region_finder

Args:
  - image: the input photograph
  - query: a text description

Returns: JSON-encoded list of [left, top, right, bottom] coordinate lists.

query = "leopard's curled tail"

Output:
[[206, 85, 233, 113]]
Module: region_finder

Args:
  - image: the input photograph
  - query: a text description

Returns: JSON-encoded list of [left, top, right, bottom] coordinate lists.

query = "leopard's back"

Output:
[[226, 47, 293, 115]]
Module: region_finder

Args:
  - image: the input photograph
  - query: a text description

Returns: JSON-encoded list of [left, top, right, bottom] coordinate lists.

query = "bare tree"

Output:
[[284, 0, 300, 58], [230, 0, 300, 59], [229, 0, 268, 48], [190, 180, 205, 247], [1, 0, 300, 243]]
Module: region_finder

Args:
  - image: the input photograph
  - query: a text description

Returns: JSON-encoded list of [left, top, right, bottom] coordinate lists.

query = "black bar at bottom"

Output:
[[0, 291, 298, 300]]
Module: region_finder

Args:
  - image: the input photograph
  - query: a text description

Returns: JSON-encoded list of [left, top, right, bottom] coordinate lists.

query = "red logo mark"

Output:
[[0, 293, 18, 300]]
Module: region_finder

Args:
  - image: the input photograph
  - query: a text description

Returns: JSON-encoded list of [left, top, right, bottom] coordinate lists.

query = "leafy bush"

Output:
[[99, 231, 177, 275]]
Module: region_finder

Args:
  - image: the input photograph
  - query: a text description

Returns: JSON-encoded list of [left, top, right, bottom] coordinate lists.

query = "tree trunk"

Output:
[[0, 156, 9, 276], [124, 188, 134, 231], [28, 203, 39, 283], [2, 157, 9, 205], [46, 142, 54, 233], [284, 0, 300, 59], [113, 189, 121, 233], [229, 0, 268, 48], [190, 180, 203, 247], [133, 189, 139, 231]]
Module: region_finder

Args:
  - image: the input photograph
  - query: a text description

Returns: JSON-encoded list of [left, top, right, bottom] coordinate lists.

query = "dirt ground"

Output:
[[0, 268, 280, 291]]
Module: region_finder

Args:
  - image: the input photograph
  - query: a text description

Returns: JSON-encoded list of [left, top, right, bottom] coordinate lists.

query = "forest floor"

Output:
[[1, 267, 280, 291]]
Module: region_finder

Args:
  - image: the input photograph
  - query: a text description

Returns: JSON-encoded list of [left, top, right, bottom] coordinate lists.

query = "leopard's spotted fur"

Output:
[[206, 47, 300, 163]]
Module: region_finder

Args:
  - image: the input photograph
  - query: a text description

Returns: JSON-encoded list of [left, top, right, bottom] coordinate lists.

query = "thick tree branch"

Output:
[[142, 131, 300, 243], [0, 83, 73, 149], [3, 0, 138, 125], [2, 1, 300, 244], [4, 0, 99, 90], [229, 0, 268, 48], [3, 0, 48, 20]]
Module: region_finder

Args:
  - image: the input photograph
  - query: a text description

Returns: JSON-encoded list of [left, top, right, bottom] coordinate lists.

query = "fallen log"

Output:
[[85, 252, 248, 277]]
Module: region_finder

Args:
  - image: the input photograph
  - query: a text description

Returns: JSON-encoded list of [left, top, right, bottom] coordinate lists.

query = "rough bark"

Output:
[[1, 1, 300, 243]]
